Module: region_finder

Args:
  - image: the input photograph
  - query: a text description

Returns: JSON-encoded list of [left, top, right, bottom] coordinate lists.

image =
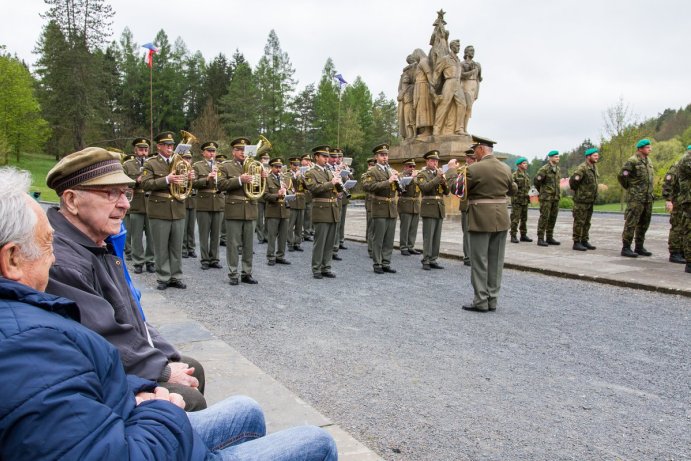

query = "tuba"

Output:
[[168, 130, 197, 201], [243, 135, 272, 199]]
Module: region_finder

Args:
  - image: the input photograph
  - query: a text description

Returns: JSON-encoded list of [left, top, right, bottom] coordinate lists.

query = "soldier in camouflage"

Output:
[[533, 150, 561, 246], [661, 156, 685, 263], [510, 157, 532, 244], [569, 147, 600, 251], [676, 145, 691, 273], [618, 139, 655, 257]]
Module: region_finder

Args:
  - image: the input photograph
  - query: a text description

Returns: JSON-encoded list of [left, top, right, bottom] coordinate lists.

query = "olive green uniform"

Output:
[[336, 168, 353, 250], [415, 167, 449, 265], [123, 156, 154, 268], [183, 193, 196, 256], [510, 169, 531, 239], [264, 172, 290, 262], [217, 159, 258, 281], [362, 172, 374, 258], [618, 153, 655, 248], [362, 164, 399, 270], [287, 171, 306, 250], [303, 188, 314, 239], [534, 163, 561, 240], [398, 171, 421, 252], [569, 161, 599, 244], [446, 166, 470, 264], [193, 160, 224, 267], [662, 161, 683, 256], [304, 165, 341, 275], [141, 154, 186, 284]]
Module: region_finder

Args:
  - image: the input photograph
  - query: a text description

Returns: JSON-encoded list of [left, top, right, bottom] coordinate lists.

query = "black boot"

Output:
[[546, 237, 561, 245], [635, 245, 652, 256], [669, 252, 685, 264], [537, 238, 548, 247], [520, 235, 533, 242], [572, 241, 587, 251], [686, 263, 691, 273], [621, 243, 638, 258], [510, 235, 519, 243], [582, 241, 596, 250]]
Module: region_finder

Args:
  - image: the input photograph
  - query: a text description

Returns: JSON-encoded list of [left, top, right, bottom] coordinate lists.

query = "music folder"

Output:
[[343, 179, 357, 190], [174, 144, 192, 155], [399, 176, 413, 187]]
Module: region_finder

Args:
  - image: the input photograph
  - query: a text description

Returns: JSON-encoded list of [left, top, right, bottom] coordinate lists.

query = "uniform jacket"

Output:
[[217, 158, 258, 220], [304, 165, 341, 223], [415, 167, 449, 219], [287, 170, 307, 210], [511, 169, 531, 205], [141, 154, 186, 220], [533, 163, 561, 201], [123, 156, 147, 214], [185, 194, 196, 210], [397, 170, 421, 215], [617, 153, 654, 202], [193, 160, 225, 212], [264, 172, 290, 219], [361, 171, 372, 213], [46, 207, 180, 381], [0, 277, 208, 460], [569, 161, 599, 204], [466, 154, 517, 232], [677, 151, 691, 206], [661, 160, 680, 205], [362, 164, 398, 219]]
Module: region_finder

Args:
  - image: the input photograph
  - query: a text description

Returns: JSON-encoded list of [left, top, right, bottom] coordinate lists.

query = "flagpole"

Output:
[[149, 63, 153, 144], [337, 85, 342, 147]]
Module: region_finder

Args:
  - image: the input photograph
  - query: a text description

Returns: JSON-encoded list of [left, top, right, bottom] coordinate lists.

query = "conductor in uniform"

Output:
[[462, 135, 517, 312], [193, 141, 224, 270]]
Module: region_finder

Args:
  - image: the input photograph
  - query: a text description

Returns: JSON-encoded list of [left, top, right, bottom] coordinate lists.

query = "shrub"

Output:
[[559, 196, 574, 209]]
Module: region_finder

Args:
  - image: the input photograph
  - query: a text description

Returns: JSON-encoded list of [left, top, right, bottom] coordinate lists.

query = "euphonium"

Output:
[[242, 135, 272, 199], [168, 130, 197, 201]]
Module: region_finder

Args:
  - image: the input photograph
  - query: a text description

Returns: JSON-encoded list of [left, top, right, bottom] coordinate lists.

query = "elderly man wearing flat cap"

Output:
[[618, 139, 655, 257], [45, 147, 207, 411], [462, 136, 517, 313]]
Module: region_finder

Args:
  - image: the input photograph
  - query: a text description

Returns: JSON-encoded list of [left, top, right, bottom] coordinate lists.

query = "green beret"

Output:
[[268, 158, 283, 167], [636, 139, 650, 149], [230, 137, 251, 148], [423, 150, 440, 160], [311, 145, 331, 156], [515, 157, 528, 165], [687, 145, 691, 150], [547, 150, 559, 157], [155, 131, 175, 145], [47, 147, 135, 195], [132, 137, 150, 148], [584, 148, 599, 156], [372, 143, 390, 155], [200, 141, 218, 151]]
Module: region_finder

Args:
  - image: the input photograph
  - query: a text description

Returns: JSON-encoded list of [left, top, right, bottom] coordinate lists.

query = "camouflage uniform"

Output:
[[661, 161, 683, 258], [618, 152, 654, 248], [510, 169, 531, 239], [675, 150, 691, 271], [569, 160, 598, 244], [533, 163, 560, 240]]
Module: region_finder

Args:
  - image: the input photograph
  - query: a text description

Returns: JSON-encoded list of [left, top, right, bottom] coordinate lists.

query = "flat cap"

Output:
[[47, 147, 135, 195]]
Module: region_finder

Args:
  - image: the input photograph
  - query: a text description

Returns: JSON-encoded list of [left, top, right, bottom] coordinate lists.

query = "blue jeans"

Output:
[[187, 396, 338, 460]]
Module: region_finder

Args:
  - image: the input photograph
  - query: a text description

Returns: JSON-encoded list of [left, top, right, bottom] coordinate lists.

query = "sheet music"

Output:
[[442, 164, 449, 173], [174, 144, 191, 155], [399, 176, 413, 187], [343, 179, 357, 190], [244, 145, 258, 157], [285, 194, 296, 202]]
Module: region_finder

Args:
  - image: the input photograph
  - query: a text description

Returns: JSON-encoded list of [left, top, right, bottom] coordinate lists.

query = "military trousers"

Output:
[[682, 204, 691, 262], [399, 212, 419, 251], [366, 210, 374, 256], [510, 202, 529, 237], [183, 208, 196, 254], [421, 217, 443, 264], [469, 230, 507, 310], [303, 202, 313, 236], [288, 208, 304, 247], [312, 221, 337, 274], [124, 214, 132, 258], [572, 202, 594, 243], [226, 219, 255, 279], [266, 217, 289, 261], [338, 202, 348, 245], [461, 211, 470, 263], [197, 211, 223, 264], [537, 199, 559, 239], [668, 206, 682, 253], [371, 217, 396, 268], [622, 200, 652, 246], [149, 218, 185, 283], [255, 202, 266, 242], [129, 212, 154, 266]]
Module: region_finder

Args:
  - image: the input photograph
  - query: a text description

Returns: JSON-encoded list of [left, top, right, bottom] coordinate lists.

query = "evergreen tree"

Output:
[[219, 52, 259, 138], [203, 53, 233, 108], [114, 27, 149, 137], [285, 83, 316, 153], [313, 58, 339, 145], [341, 76, 373, 151]]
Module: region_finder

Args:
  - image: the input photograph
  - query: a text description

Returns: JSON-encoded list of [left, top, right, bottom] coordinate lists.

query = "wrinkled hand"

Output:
[[167, 361, 199, 388], [135, 386, 186, 409], [331, 176, 342, 185]]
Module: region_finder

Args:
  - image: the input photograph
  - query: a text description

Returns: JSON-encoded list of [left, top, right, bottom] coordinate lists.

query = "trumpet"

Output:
[[386, 163, 404, 194]]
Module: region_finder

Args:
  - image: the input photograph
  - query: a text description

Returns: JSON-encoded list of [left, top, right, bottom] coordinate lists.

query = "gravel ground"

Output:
[[136, 237, 690, 461]]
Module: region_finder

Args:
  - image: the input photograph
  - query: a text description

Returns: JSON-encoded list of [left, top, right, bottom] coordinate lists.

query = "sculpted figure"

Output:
[[411, 48, 434, 138], [432, 39, 466, 136], [397, 55, 416, 139], [460, 45, 482, 133]]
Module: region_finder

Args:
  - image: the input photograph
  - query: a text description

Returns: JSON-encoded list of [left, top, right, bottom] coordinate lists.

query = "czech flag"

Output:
[[142, 43, 158, 68], [334, 73, 347, 89]]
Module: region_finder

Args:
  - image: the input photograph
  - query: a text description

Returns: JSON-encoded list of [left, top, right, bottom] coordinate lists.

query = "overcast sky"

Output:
[[3, 0, 690, 159]]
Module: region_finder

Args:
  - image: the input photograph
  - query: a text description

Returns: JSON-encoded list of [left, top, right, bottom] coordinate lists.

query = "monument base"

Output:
[[388, 134, 473, 165]]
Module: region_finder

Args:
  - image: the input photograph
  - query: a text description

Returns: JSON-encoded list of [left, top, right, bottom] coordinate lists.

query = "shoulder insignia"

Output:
[[665, 174, 672, 181], [536, 175, 542, 180], [574, 175, 580, 181], [142, 170, 149, 176], [622, 170, 629, 176]]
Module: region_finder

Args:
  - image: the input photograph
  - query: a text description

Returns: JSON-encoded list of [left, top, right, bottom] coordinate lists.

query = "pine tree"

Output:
[[313, 58, 339, 146], [219, 51, 259, 138]]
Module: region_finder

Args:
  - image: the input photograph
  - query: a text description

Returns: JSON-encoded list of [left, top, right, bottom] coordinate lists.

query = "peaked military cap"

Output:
[[288, 157, 301, 163], [464, 148, 475, 156], [269, 158, 283, 167], [471, 135, 496, 148], [366, 157, 376, 165], [403, 158, 416, 166], [311, 145, 331, 156], [584, 148, 599, 156], [329, 147, 341, 158], [230, 137, 251, 148], [547, 150, 559, 157], [132, 137, 150, 148], [423, 150, 440, 160], [372, 143, 390, 155], [182, 151, 193, 158], [47, 147, 135, 195], [636, 139, 650, 149], [201, 141, 218, 151], [515, 156, 528, 165], [155, 131, 175, 145], [215, 154, 227, 161], [301, 153, 313, 161]]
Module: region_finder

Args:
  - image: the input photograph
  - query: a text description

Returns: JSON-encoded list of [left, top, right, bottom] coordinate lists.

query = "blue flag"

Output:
[[334, 73, 348, 89]]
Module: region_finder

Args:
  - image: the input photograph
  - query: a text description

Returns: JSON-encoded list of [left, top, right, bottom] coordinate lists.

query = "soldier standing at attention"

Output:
[[141, 132, 194, 290], [287, 157, 306, 252], [510, 157, 533, 244], [569, 147, 600, 251], [336, 150, 352, 251], [264, 158, 291, 266], [362, 144, 399, 274], [662, 152, 686, 264], [123, 137, 155, 274], [215, 153, 228, 247], [462, 136, 517, 312], [676, 145, 691, 274], [327, 149, 343, 261], [415, 150, 449, 270], [363, 157, 376, 258], [217, 137, 263, 285], [618, 139, 655, 257], [534, 150, 561, 246], [304, 145, 342, 279], [397, 158, 421, 256], [181, 152, 197, 259], [193, 141, 224, 270], [301, 154, 315, 241], [255, 152, 270, 244]]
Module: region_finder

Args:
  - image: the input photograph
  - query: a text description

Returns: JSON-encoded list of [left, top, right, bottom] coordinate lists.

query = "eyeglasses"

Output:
[[75, 187, 134, 203]]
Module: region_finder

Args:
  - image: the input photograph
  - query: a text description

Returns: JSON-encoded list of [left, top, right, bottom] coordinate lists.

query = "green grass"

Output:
[[7, 151, 60, 202], [593, 200, 668, 214]]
